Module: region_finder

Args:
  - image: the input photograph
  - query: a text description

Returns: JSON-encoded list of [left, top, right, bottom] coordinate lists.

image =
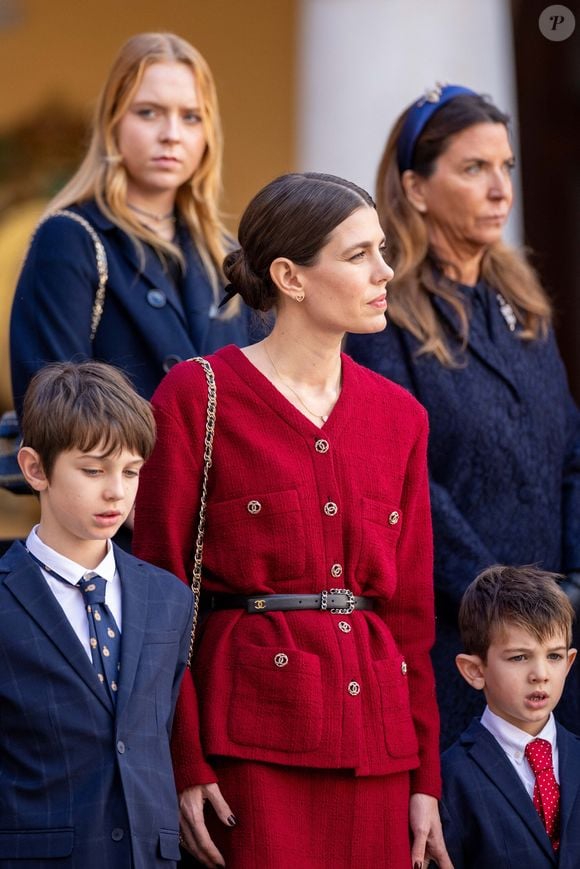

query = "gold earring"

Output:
[[295, 293, 305, 302]]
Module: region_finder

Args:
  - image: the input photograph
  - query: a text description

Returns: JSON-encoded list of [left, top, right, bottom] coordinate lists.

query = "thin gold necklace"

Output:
[[127, 202, 175, 223], [263, 342, 339, 424]]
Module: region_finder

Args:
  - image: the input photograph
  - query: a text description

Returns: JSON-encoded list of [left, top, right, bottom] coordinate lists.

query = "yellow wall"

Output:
[[0, 0, 296, 539]]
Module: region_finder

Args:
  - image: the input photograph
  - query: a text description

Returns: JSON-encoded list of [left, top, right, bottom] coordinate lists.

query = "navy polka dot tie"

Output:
[[78, 573, 121, 704], [525, 738, 560, 851], [27, 550, 121, 705]]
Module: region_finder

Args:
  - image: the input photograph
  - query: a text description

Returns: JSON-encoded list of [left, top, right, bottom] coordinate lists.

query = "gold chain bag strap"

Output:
[[35, 209, 109, 339], [187, 356, 217, 666], [0, 209, 109, 494]]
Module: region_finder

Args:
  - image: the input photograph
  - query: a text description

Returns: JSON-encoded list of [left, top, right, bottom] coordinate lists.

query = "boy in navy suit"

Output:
[[439, 565, 580, 868], [0, 362, 194, 868]]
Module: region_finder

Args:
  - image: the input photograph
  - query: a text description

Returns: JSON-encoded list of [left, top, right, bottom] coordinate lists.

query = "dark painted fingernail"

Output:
[[227, 814, 237, 826], [414, 862, 423, 869]]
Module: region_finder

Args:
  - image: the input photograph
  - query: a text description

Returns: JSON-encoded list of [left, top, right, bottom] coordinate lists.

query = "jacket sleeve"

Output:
[[380, 408, 441, 798], [10, 216, 99, 418], [133, 362, 217, 788], [347, 328, 496, 609]]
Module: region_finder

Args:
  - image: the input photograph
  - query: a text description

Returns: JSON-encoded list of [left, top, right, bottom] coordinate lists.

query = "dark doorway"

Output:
[[511, 0, 580, 400]]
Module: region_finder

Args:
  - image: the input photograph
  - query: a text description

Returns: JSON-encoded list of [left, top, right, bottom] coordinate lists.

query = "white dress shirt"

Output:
[[480, 705, 559, 799], [26, 526, 122, 660]]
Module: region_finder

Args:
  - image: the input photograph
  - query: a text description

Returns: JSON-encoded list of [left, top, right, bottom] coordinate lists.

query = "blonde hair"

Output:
[[46, 32, 234, 311], [377, 97, 551, 366]]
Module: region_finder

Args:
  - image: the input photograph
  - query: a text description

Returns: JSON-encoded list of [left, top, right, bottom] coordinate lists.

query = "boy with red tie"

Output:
[[0, 362, 194, 868], [439, 565, 580, 868]]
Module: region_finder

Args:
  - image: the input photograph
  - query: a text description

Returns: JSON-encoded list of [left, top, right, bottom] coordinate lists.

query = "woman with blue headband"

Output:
[[347, 84, 580, 749]]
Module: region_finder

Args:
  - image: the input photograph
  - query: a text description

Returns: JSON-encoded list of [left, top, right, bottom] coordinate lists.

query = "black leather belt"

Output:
[[208, 590, 374, 615]]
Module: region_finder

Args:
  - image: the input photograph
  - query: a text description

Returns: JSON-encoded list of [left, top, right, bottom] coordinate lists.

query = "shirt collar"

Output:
[[481, 705, 557, 763], [27, 526, 117, 585]]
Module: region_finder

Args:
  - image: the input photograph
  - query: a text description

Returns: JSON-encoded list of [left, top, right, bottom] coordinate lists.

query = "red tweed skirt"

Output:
[[206, 759, 411, 868]]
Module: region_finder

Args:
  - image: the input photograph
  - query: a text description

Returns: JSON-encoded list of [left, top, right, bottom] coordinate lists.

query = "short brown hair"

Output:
[[21, 361, 156, 479], [459, 565, 574, 660]]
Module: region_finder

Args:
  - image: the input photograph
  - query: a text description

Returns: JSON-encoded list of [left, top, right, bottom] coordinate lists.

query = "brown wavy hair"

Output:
[[45, 32, 236, 313], [377, 94, 551, 365]]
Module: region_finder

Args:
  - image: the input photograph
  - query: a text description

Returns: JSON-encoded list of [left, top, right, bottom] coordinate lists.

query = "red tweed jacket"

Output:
[[133, 345, 441, 797]]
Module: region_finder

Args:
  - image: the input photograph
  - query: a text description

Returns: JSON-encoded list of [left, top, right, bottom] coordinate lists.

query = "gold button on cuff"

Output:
[[330, 563, 343, 578], [388, 510, 400, 526], [338, 621, 351, 633], [247, 500, 262, 514], [274, 653, 289, 668], [347, 680, 360, 696], [401, 661, 408, 675], [324, 501, 338, 516], [315, 439, 329, 453]]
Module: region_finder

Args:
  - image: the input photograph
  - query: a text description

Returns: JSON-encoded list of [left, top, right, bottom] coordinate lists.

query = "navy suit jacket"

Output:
[[437, 719, 580, 869], [10, 200, 254, 418], [0, 541, 194, 868]]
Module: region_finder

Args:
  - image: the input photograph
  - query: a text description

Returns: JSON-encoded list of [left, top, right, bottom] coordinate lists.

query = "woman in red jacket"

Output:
[[133, 172, 450, 869]]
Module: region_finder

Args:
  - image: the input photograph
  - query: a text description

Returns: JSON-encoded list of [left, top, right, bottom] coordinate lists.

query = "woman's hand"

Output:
[[409, 792, 454, 869], [179, 782, 236, 868]]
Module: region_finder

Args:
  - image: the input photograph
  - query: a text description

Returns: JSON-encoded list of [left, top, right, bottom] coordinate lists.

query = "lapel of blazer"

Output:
[[2, 543, 113, 714], [78, 201, 192, 332], [115, 546, 149, 720], [556, 723, 580, 843], [431, 292, 521, 399], [177, 229, 216, 352], [463, 721, 556, 864]]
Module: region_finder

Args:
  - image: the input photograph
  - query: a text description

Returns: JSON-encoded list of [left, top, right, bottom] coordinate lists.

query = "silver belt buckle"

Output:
[[329, 588, 355, 615]]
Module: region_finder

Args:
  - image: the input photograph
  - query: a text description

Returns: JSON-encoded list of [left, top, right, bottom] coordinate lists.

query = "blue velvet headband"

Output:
[[396, 83, 478, 173]]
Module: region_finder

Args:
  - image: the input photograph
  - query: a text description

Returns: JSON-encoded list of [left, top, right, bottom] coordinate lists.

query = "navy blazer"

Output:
[[347, 290, 580, 596], [0, 541, 194, 868], [10, 200, 253, 418], [437, 719, 580, 869]]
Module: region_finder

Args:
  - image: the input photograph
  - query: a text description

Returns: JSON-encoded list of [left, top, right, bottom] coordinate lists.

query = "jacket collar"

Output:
[[2, 542, 114, 714], [431, 288, 521, 400], [76, 200, 216, 341], [113, 544, 150, 721], [459, 719, 557, 863], [1, 541, 152, 721]]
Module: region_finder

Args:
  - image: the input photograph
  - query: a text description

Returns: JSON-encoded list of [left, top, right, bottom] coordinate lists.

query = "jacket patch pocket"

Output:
[[228, 644, 323, 752], [0, 828, 74, 859], [374, 657, 419, 758], [357, 498, 403, 590], [158, 828, 181, 860], [205, 488, 306, 585]]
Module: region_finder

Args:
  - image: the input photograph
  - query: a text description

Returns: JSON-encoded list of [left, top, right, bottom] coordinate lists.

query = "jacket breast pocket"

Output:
[[205, 488, 306, 585], [356, 497, 403, 591], [374, 656, 419, 758], [228, 643, 323, 752]]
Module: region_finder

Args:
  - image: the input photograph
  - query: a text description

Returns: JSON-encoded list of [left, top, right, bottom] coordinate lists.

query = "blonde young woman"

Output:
[[10, 32, 249, 420], [346, 84, 580, 749]]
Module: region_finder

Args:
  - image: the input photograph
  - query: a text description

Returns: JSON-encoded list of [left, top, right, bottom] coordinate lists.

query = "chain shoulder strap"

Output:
[[35, 208, 109, 342], [187, 356, 217, 665]]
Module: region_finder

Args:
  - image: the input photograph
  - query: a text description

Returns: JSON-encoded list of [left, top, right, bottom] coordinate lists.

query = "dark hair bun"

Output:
[[223, 248, 276, 312]]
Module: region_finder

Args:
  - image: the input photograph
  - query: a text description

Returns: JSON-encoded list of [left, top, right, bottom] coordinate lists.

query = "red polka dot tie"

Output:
[[524, 738, 560, 851]]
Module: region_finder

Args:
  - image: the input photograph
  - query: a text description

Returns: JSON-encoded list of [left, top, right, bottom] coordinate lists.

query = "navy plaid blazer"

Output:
[[0, 541, 194, 868], [438, 718, 580, 868]]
